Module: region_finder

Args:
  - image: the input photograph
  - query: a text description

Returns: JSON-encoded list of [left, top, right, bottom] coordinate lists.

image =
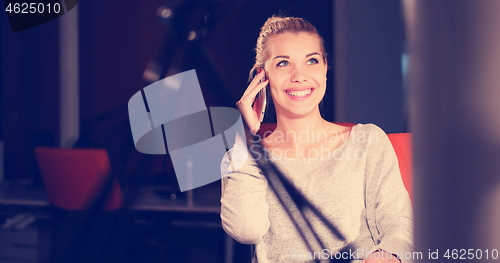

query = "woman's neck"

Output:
[[269, 108, 331, 148]]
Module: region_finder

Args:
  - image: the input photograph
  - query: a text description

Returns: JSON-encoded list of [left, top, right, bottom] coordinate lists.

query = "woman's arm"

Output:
[[364, 125, 414, 263], [220, 144, 270, 244]]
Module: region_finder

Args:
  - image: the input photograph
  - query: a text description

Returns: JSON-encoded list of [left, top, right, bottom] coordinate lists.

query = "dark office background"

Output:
[[1, 1, 339, 262], [0, 0, 405, 262], [0, 0, 344, 184], [4, 1, 500, 262]]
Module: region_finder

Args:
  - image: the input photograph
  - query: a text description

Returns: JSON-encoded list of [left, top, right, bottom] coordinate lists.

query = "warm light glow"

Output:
[[188, 31, 197, 41]]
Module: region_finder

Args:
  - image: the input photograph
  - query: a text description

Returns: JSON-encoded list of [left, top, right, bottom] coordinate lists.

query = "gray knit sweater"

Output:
[[220, 123, 413, 263]]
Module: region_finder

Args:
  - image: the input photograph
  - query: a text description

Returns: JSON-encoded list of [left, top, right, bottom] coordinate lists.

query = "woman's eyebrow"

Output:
[[306, 52, 321, 57], [272, 55, 289, 60], [271, 52, 321, 60]]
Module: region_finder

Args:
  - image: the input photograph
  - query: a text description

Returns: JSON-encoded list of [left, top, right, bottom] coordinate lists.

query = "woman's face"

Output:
[[264, 32, 327, 119]]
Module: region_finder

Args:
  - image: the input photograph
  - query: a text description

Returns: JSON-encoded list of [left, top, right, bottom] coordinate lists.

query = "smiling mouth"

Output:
[[285, 88, 313, 97]]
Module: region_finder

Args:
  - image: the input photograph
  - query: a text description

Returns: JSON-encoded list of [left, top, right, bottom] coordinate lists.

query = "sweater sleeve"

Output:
[[220, 144, 270, 244], [364, 125, 414, 263]]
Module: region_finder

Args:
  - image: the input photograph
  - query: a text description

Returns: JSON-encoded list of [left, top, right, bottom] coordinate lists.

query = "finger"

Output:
[[241, 79, 268, 105], [251, 69, 265, 85], [252, 95, 262, 112], [243, 70, 266, 96], [248, 80, 268, 106]]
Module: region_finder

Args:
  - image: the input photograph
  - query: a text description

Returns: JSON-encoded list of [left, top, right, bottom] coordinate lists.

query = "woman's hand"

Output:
[[362, 251, 401, 263], [235, 69, 269, 135]]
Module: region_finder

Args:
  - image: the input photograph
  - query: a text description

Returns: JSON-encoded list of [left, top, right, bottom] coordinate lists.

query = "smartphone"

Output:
[[256, 72, 267, 123]]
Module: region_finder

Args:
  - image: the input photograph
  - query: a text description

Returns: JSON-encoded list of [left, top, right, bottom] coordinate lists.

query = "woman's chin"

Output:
[[277, 105, 320, 119]]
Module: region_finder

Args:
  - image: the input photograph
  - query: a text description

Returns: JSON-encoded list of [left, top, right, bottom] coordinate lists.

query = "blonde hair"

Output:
[[249, 16, 327, 81]]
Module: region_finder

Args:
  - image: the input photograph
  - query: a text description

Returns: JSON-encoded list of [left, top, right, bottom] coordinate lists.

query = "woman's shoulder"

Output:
[[349, 123, 392, 150], [351, 123, 386, 134], [351, 123, 389, 138]]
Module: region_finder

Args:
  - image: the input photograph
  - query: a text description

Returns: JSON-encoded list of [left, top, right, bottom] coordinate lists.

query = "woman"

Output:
[[221, 16, 413, 263]]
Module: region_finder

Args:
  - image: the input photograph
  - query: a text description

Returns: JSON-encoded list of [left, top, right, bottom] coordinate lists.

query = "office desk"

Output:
[[130, 185, 221, 213], [0, 183, 221, 213], [0, 183, 49, 207], [0, 182, 232, 263]]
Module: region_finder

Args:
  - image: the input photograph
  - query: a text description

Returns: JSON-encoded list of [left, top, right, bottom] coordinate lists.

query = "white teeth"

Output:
[[286, 89, 312, 97]]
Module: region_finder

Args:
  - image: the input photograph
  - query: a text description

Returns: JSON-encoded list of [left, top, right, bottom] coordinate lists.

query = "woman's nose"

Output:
[[290, 66, 307, 83]]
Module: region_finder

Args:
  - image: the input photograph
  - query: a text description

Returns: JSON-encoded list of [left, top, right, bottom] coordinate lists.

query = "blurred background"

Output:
[[0, 1, 405, 261], [0, 0, 406, 187], [2, 0, 500, 262]]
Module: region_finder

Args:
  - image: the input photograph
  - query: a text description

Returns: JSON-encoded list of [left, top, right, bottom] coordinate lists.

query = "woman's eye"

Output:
[[276, 60, 289, 67], [307, 58, 319, 65]]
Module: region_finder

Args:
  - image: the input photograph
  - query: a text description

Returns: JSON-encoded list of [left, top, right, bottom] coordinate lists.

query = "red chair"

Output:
[[387, 133, 413, 203], [34, 147, 123, 211], [35, 147, 125, 263]]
